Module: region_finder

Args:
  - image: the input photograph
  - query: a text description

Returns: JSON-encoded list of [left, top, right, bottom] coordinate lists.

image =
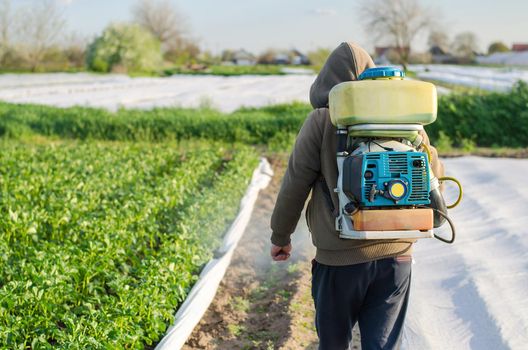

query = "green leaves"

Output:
[[427, 82, 528, 148], [0, 140, 258, 348], [86, 23, 163, 74], [0, 102, 310, 147]]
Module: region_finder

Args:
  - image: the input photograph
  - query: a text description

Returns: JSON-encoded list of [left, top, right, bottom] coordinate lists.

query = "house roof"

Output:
[[430, 45, 447, 55], [512, 44, 528, 52], [232, 49, 255, 61], [375, 46, 410, 56]]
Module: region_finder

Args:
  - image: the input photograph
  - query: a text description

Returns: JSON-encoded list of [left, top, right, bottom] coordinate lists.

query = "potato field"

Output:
[[0, 139, 258, 348], [1, 73, 527, 349]]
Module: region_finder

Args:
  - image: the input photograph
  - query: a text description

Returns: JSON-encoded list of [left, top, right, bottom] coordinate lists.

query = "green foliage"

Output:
[[460, 137, 477, 152], [0, 140, 258, 348], [307, 48, 331, 72], [164, 42, 202, 65], [164, 64, 287, 76], [268, 132, 297, 153], [488, 41, 510, 54], [434, 131, 453, 153], [86, 23, 163, 73], [426, 81, 528, 147], [0, 45, 86, 73], [0, 102, 310, 146]]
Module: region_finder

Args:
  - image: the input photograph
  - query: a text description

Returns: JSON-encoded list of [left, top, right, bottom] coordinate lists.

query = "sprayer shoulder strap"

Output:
[[317, 175, 337, 217]]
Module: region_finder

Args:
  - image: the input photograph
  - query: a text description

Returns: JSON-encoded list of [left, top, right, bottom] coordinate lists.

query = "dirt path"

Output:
[[184, 157, 360, 350]]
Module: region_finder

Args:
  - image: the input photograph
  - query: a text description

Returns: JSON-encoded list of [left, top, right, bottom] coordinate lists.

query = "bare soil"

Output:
[[183, 155, 360, 350]]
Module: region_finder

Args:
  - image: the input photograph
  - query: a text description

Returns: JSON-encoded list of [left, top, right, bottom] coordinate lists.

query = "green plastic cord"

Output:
[[439, 176, 463, 209]]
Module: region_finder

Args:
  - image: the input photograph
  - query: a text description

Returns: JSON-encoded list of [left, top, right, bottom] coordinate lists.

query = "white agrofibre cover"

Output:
[[156, 159, 273, 350], [477, 51, 528, 66], [403, 157, 528, 350], [410, 64, 528, 92], [0, 73, 316, 112], [0, 71, 456, 113]]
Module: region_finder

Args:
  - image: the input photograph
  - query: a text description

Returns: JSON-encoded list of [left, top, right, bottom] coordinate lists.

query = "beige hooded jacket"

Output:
[[270, 42, 444, 266]]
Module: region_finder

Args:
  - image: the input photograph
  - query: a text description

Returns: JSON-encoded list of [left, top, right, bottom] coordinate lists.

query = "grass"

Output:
[[0, 101, 311, 147], [287, 262, 301, 274], [163, 65, 291, 77], [1, 64, 315, 77], [230, 296, 251, 313], [227, 324, 246, 337], [439, 147, 528, 158], [0, 67, 87, 75]]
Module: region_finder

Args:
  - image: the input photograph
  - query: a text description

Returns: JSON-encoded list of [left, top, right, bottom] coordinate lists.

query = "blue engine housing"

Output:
[[343, 151, 431, 207]]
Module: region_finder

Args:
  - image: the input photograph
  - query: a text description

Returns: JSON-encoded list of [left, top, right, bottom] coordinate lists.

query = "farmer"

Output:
[[269, 42, 444, 349]]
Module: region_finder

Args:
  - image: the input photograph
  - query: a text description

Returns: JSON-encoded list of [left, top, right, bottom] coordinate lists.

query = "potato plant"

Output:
[[0, 140, 258, 348], [0, 102, 310, 145]]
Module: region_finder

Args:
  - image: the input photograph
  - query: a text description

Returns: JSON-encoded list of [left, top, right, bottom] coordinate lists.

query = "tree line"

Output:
[[0, 0, 199, 73], [361, 0, 513, 69], [0, 0, 515, 74]]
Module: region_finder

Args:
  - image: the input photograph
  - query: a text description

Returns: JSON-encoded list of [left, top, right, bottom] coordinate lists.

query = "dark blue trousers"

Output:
[[311, 256, 412, 350]]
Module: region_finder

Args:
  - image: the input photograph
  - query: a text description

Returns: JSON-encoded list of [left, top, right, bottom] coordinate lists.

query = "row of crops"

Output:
[[0, 140, 258, 348], [2, 82, 528, 148], [0, 102, 310, 145]]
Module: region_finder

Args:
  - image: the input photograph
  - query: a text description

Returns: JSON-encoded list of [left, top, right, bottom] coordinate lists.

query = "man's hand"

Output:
[[270, 243, 292, 262]]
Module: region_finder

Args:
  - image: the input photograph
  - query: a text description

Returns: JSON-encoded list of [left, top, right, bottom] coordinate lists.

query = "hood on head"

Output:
[[310, 42, 375, 109]]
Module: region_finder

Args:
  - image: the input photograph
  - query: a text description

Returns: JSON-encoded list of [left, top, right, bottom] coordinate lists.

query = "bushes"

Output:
[[86, 23, 163, 73], [426, 81, 528, 147]]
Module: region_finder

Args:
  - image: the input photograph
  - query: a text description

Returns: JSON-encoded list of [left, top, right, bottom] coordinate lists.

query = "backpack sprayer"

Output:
[[330, 67, 462, 243]]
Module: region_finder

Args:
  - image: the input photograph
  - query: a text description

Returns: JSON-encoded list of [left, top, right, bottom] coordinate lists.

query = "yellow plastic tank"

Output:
[[329, 67, 437, 127]]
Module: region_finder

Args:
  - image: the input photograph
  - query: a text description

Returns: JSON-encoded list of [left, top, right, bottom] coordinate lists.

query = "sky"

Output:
[[15, 0, 528, 54]]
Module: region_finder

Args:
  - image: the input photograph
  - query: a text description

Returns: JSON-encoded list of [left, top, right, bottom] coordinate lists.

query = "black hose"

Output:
[[370, 140, 394, 152], [431, 208, 456, 244]]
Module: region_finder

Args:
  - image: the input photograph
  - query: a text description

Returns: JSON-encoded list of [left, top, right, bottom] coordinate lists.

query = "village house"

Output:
[[429, 45, 456, 64], [512, 43, 528, 52], [374, 46, 410, 65], [230, 49, 256, 66]]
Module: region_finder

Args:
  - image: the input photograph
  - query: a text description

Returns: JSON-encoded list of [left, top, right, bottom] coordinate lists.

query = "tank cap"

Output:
[[358, 67, 405, 80]]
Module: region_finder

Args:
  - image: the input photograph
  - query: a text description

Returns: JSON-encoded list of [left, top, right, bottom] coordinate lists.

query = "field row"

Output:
[[0, 102, 308, 147], [0, 140, 259, 348], [0, 73, 315, 113], [2, 79, 528, 148]]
